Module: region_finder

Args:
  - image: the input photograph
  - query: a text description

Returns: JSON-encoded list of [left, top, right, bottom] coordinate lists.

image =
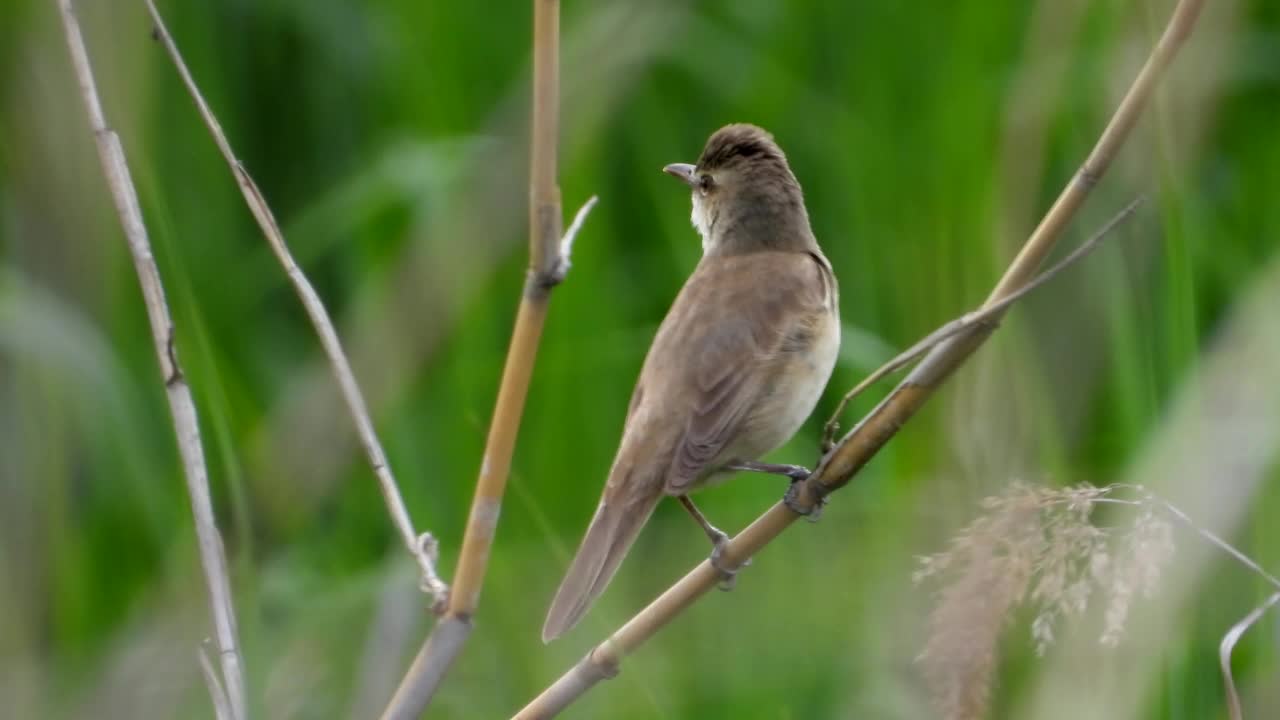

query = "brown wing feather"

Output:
[[542, 473, 661, 642], [660, 251, 830, 493]]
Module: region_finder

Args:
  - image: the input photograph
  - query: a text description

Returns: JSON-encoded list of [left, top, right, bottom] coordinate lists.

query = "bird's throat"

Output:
[[691, 195, 716, 254]]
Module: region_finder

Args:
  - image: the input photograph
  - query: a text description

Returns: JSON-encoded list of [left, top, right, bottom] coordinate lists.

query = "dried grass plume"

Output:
[[914, 482, 1175, 720]]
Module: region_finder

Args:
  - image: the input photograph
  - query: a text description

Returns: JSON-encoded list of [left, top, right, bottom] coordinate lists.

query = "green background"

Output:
[[2, 0, 1278, 717]]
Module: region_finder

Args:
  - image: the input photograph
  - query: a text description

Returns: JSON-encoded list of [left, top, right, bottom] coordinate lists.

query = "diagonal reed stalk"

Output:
[[513, 0, 1207, 716], [55, 1, 248, 718], [142, 0, 448, 605], [821, 196, 1143, 449]]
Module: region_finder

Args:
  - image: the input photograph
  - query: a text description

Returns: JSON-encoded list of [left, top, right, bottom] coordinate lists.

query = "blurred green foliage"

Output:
[[2, 0, 1278, 718]]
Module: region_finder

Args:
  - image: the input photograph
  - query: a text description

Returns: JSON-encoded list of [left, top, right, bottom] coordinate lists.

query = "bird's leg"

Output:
[[677, 495, 727, 549], [677, 495, 747, 591], [725, 460, 825, 522], [725, 460, 811, 482]]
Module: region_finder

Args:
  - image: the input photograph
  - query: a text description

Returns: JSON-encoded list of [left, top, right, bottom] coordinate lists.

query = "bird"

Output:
[[542, 124, 840, 642]]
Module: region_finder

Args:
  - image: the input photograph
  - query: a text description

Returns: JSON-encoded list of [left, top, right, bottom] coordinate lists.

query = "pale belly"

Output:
[[753, 311, 841, 454], [703, 309, 841, 485]]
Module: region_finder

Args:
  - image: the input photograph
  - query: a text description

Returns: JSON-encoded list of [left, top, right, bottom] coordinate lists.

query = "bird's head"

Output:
[[663, 124, 812, 254]]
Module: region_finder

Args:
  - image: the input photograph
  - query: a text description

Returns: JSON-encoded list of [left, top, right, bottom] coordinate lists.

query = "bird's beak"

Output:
[[662, 162, 697, 187]]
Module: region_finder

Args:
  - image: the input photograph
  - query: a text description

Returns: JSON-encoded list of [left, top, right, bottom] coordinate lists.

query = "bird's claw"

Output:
[[709, 534, 749, 591], [783, 465, 811, 482], [784, 477, 826, 523]]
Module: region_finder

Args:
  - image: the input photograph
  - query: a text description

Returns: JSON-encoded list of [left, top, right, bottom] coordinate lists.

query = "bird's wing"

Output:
[[657, 250, 831, 494], [543, 250, 831, 640]]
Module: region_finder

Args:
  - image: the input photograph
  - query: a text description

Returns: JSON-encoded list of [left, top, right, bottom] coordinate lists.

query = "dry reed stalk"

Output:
[[142, 0, 448, 604], [55, 1, 248, 717], [380, 1, 597, 717]]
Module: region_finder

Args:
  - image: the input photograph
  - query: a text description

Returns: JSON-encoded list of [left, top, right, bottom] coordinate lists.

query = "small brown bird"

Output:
[[542, 124, 839, 641]]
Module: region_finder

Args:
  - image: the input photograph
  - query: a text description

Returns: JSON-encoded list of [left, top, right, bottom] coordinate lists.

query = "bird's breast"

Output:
[[742, 302, 841, 459]]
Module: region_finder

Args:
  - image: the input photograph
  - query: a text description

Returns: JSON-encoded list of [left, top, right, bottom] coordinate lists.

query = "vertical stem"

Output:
[[529, 0, 563, 276], [54, 1, 248, 718], [447, 0, 562, 630], [381, 1, 565, 716], [447, 299, 551, 612]]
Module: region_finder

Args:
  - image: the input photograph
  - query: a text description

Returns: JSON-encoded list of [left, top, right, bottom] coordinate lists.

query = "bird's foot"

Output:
[[708, 531, 749, 591], [678, 494, 751, 589], [784, 477, 826, 523]]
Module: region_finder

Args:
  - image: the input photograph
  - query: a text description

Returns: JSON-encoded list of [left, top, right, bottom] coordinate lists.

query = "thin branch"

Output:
[[1221, 591, 1280, 720], [381, 1, 592, 716], [199, 643, 234, 720], [514, 0, 1206, 716], [141, 0, 448, 603], [1150, 497, 1280, 591], [551, 195, 600, 285], [1095, 488, 1280, 591], [1126, 488, 1280, 718], [376, 195, 597, 719], [55, 2, 248, 718], [822, 196, 1144, 450], [1113, 486, 1280, 720]]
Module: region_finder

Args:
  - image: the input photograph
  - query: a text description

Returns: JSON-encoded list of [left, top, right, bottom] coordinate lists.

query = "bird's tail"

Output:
[[542, 488, 661, 642]]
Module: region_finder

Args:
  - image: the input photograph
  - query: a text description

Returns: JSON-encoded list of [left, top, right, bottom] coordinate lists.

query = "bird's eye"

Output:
[[698, 174, 713, 193]]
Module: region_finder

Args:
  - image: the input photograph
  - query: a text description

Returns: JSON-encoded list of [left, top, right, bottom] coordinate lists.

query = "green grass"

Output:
[[2, 0, 1278, 717]]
